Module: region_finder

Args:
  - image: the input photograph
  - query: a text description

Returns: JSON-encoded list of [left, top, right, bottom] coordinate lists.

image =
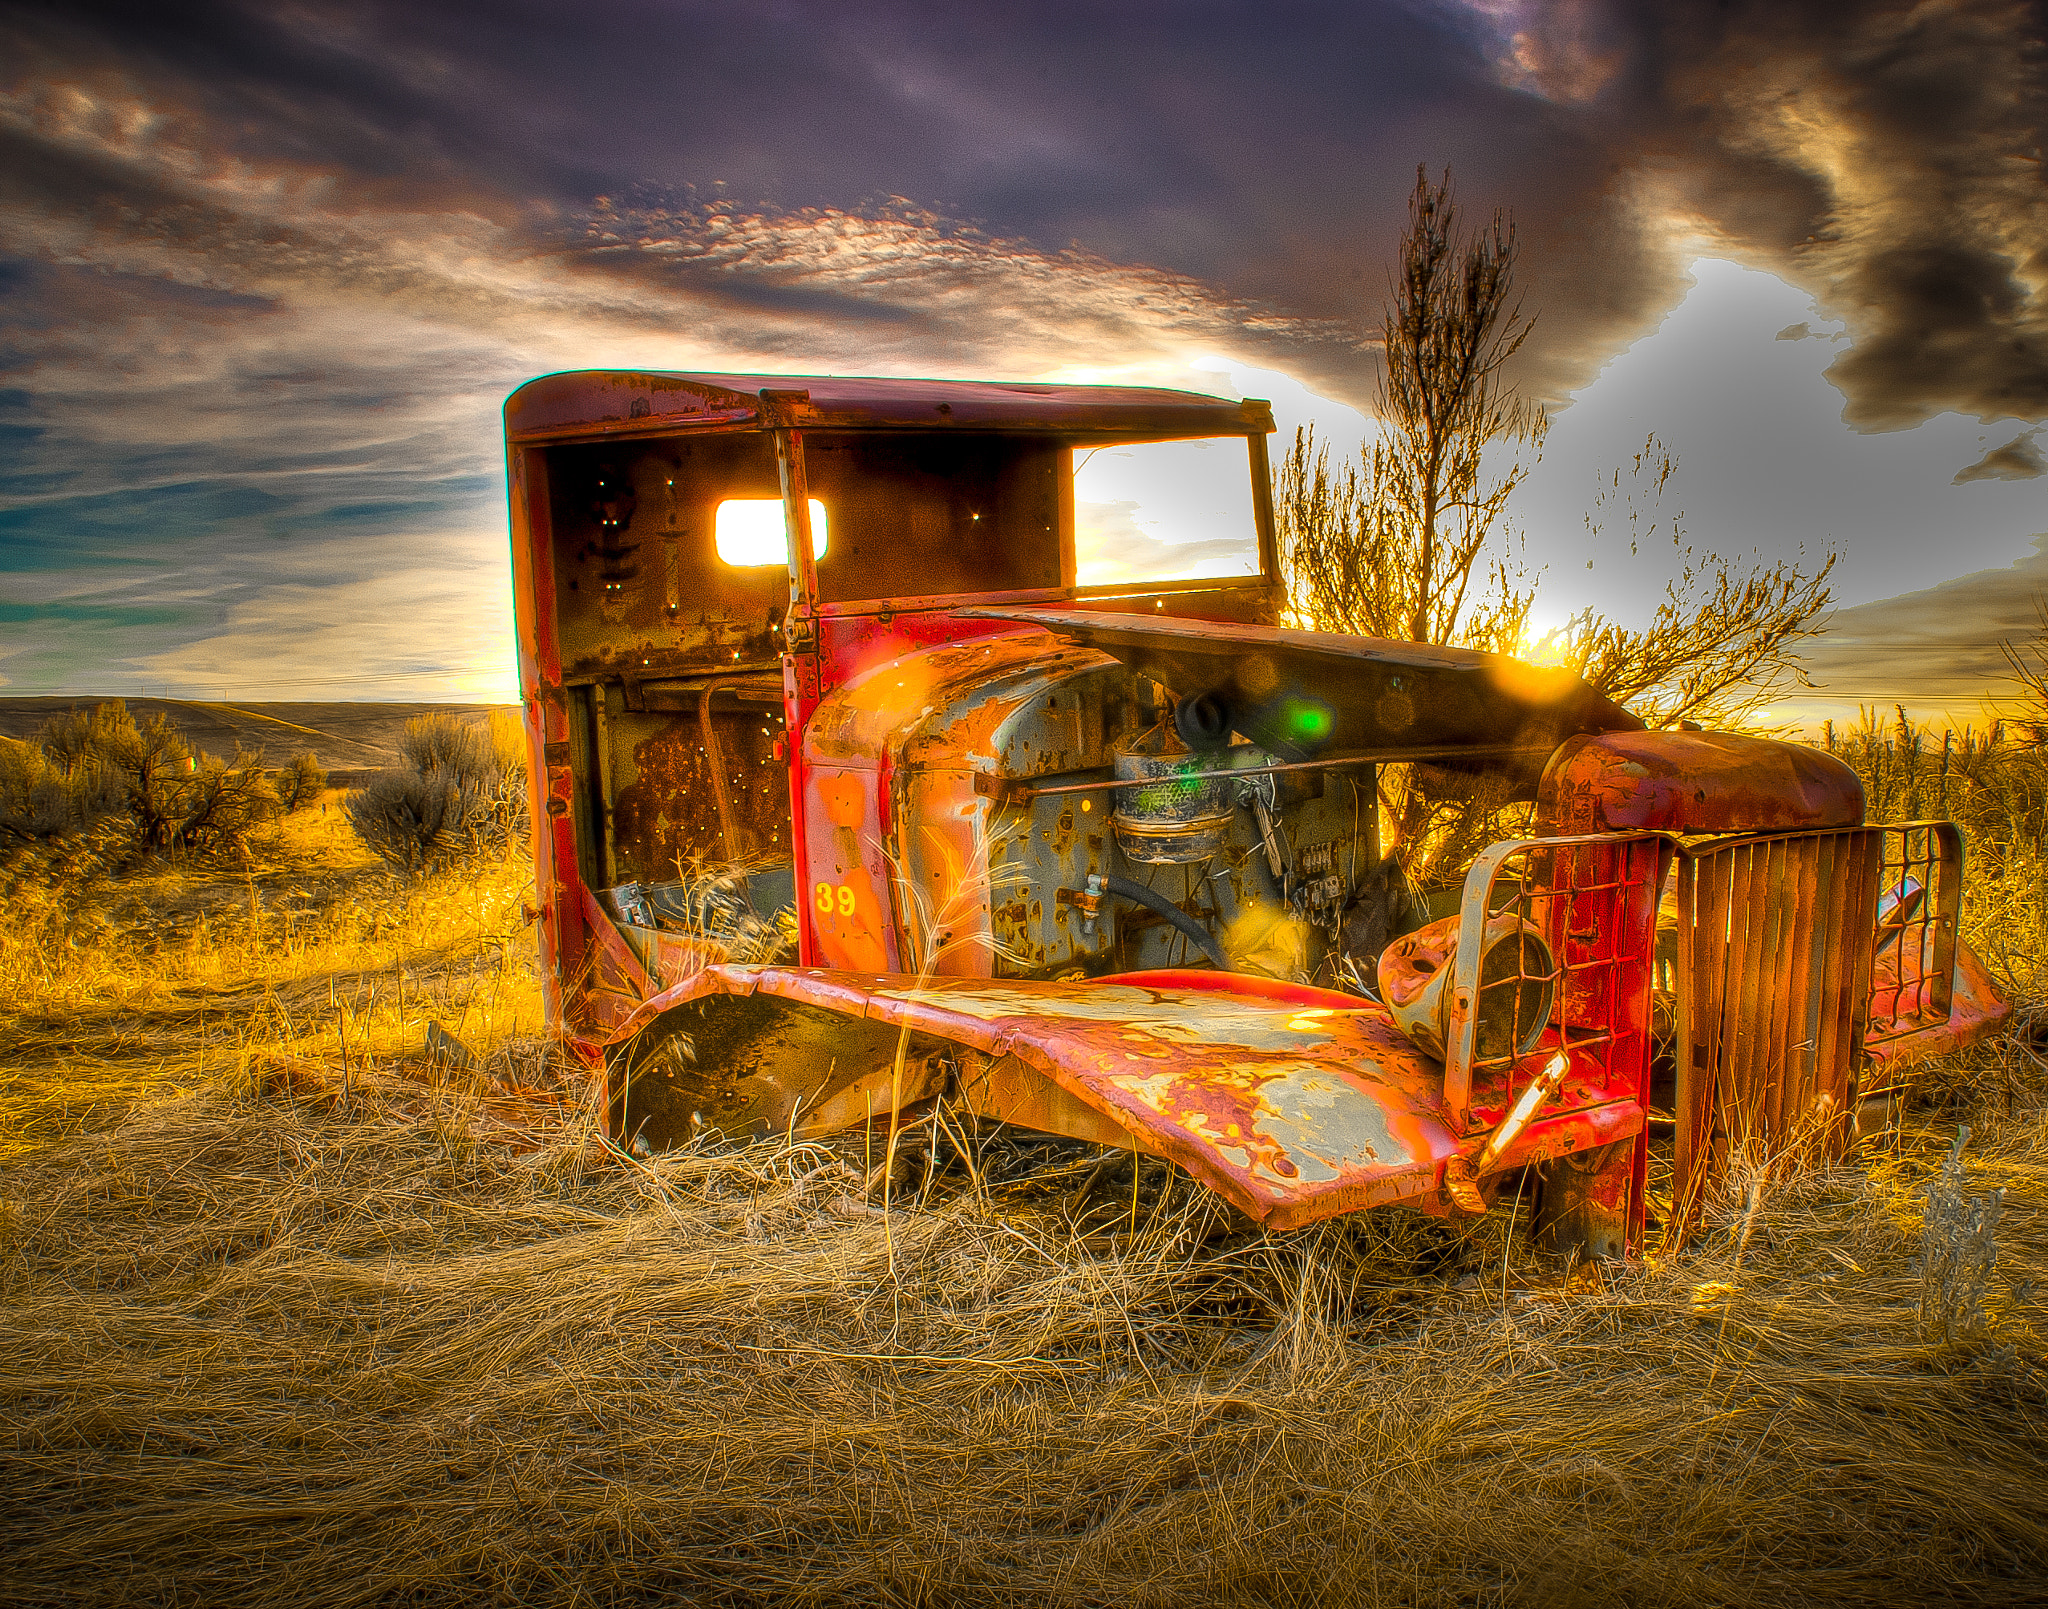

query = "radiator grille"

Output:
[[1671, 829, 1883, 1223]]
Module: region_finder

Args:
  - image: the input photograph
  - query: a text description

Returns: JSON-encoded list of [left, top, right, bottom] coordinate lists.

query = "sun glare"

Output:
[[1517, 624, 1576, 667], [714, 499, 828, 567]]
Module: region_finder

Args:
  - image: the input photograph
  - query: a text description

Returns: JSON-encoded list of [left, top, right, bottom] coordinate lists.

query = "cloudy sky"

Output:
[[2, 0, 2045, 726]]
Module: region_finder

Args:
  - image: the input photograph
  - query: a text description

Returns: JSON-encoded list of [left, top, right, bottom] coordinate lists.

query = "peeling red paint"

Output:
[[593, 962, 1648, 1229]]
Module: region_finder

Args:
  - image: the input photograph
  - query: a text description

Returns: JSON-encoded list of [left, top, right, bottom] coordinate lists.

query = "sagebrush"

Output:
[[0, 699, 277, 860], [345, 710, 527, 871]]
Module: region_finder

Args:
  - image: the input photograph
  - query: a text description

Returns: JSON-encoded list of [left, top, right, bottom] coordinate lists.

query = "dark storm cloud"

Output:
[[7, 0, 2037, 420], [0, 0, 1686, 406], [1954, 429, 2047, 482], [1794, 530, 2048, 715], [2, 0, 2044, 694], [1503, 0, 2048, 431]]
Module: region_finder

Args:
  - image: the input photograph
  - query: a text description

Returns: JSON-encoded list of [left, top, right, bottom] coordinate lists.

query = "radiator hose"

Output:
[[1095, 873, 1229, 971]]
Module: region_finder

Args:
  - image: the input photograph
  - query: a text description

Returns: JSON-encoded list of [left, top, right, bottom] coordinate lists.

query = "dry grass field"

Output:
[[0, 699, 518, 778], [4, 745, 2047, 1607]]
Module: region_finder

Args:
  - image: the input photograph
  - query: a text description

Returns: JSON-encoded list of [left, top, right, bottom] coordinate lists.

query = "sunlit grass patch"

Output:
[[1, 797, 544, 1160], [0, 736, 2045, 1603]]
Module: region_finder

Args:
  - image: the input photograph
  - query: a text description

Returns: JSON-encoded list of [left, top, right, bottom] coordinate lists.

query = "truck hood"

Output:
[[961, 608, 1641, 773]]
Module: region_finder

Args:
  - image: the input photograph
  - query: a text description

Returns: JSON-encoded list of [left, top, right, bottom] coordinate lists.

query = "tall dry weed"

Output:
[[1920, 1124, 2007, 1344]]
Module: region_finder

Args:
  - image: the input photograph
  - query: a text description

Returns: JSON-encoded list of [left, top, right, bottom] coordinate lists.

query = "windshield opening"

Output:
[[1073, 436, 1260, 588]]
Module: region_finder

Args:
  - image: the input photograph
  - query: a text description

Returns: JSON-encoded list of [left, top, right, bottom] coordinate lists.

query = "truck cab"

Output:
[[508, 374, 1298, 1004]]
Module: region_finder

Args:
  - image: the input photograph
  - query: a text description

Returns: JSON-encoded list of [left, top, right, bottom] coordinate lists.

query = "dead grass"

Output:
[[0, 795, 544, 1161], [3, 808, 2047, 1605]]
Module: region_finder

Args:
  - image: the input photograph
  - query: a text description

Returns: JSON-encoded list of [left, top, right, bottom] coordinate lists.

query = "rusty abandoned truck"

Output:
[[502, 371, 2007, 1259]]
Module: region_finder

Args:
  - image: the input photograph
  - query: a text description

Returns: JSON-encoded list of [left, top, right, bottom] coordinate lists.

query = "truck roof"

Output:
[[503, 370, 1273, 445]]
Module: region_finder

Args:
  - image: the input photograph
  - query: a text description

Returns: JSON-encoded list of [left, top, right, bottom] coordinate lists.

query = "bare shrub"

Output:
[[0, 734, 122, 844], [347, 712, 526, 872], [2000, 594, 2048, 746], [398, 710, 494, 782], [1920, 1125, 2006, 1345], [172, 755, 279, 855], [2, 701, 275, 859], [34, 701, 139, 777], [347, 768, 486, 872], [98, 707, 275, 855], [1541, 435, 1837, 730], [1276, 171, 1543, 885], [277, 753, 327, 813]]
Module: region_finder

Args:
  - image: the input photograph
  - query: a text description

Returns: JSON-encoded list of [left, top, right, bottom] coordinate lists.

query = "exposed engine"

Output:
[[791, 632, 1407, 994]]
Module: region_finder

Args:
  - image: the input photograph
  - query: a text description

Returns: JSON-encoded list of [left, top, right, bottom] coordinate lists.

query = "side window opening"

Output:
[[714, 498, 829, 567], [544, 436, 796, 914]]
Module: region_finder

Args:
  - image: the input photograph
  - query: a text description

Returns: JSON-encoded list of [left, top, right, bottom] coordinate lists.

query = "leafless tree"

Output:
[[1283, 166, 1539, 654], [1281, 172, 1836, 881], [1545, 435, 1836, 731]]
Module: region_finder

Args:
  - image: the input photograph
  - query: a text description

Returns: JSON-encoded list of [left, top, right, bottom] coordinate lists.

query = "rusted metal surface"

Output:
[[597, 960, 1650, 1231], [606, 992, 938, 1149], [506, 443, 587, 1029], [509, 372, 1293, 1030], [546, 435, 787, 686], [1666, 821, 2009, 1229], [1669, 829, 1882, 1227], [607, 701, 790, 879], [798, 629, 1119, 975], [577, 883, 652, 1038], [1445, 835, 1670, 1132], [1434, 832, 1670, 1253], [951, 1049, 1154, 1152], [981, 746, 1546, 805], [697, 685, 742, 858], [963, 607, 1639, 774], [1865, 936, 2011, 1074], [1537, 730, 1865, 835], [505, 372, 1273, 446], [767, 390, 820, 622], [1533, 1139, 1638, 1262]]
